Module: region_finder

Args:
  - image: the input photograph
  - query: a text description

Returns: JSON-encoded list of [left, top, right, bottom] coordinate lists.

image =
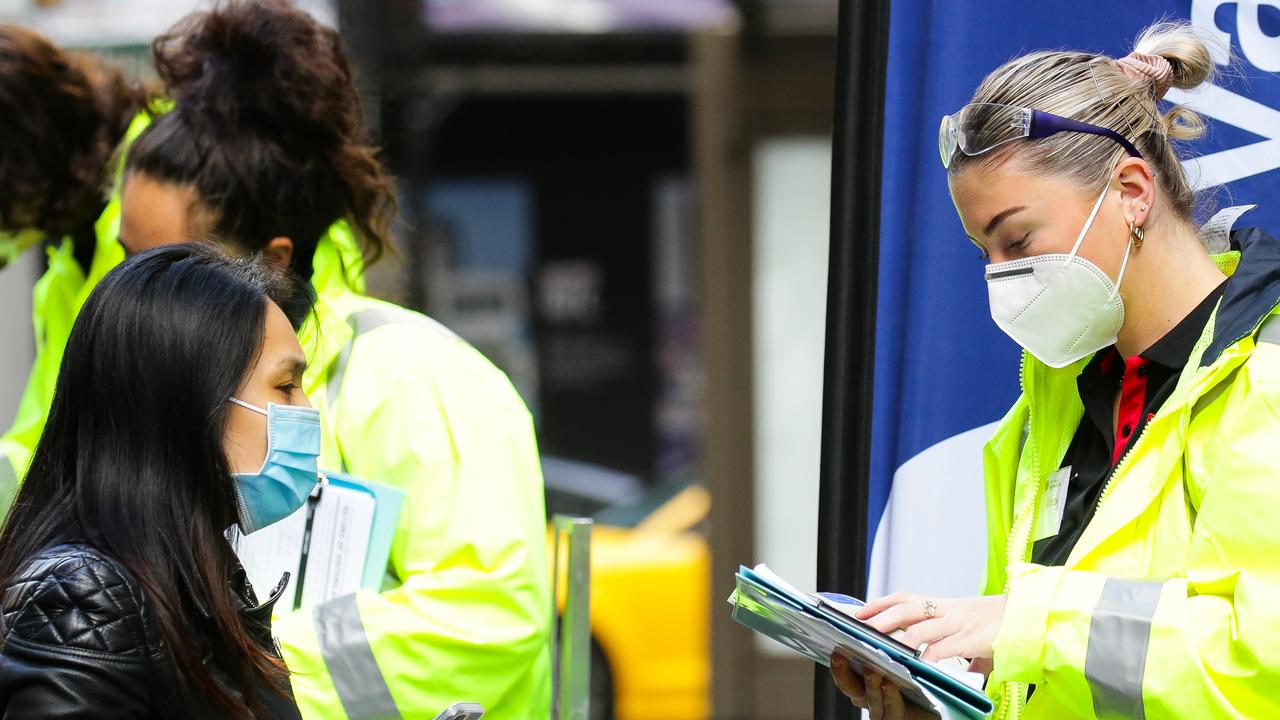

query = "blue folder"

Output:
[[730, 565, 993, 719]]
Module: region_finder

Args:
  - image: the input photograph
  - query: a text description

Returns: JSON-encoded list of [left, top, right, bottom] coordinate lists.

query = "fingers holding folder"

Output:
[[831, 654, 937, 720]]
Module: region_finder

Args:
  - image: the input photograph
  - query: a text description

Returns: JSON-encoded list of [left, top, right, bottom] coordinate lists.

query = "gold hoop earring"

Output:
[[1129, 221, 1145, 247]]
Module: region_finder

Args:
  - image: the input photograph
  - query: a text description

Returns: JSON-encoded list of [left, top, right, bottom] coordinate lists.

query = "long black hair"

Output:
[[125, 0, 396, 280], [0, 244, 313, 717]]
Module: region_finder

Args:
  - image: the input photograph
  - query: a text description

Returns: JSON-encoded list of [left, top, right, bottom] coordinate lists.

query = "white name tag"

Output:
[[1033, 466, 1073, 543]]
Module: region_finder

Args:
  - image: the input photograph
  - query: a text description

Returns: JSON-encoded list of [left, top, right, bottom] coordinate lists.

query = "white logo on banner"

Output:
[[1174, 1, 1280, 188]]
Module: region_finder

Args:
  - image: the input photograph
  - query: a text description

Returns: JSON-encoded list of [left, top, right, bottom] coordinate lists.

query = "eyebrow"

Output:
[[983, 205, 1028, 237], [278, 356, 308, 375]]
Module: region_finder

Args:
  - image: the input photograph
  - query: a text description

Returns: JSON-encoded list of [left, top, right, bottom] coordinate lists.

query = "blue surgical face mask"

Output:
[[228, 397, 322, 534]]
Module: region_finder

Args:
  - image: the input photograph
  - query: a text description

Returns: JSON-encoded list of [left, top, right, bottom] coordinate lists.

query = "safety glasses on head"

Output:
[[938, 103, 1143, 169]]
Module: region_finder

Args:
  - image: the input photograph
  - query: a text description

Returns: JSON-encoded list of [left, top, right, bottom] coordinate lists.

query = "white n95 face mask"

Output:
[[984, 184, 1132, 369]]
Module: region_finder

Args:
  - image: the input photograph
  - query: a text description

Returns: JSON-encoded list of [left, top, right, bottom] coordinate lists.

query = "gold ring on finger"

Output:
[[923, 599, 938, 619]]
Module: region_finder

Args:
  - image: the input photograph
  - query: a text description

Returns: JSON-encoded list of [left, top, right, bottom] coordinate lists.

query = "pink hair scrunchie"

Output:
[[1114, 51, 1174, 100]]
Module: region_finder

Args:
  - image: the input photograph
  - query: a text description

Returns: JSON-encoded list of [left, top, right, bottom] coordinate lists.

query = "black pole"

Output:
[[813, 0, 891, 716]]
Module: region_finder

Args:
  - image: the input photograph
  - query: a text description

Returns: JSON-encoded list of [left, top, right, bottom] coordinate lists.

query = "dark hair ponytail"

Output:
[[0, 25, 147, 244], [126, 0, 396, 278], [0, 244, 313, 717]]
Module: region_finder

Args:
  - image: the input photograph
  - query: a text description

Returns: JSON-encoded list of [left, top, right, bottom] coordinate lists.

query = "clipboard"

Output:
[[730, 565, 994, 720]]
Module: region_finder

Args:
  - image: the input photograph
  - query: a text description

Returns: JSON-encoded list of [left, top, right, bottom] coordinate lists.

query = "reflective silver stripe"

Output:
[[314, 593, 401, 719], [0, 454, 17, 518], [1085, 578, 1163, 720], [1257, 314, 1280, 345], [326, 307, 460, 405], [326, 336, 356, 414]]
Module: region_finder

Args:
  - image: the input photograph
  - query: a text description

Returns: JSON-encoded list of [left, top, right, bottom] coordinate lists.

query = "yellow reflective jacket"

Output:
[[981, 227, 1280, 719], [276, 228, 553, 719], [0, 110, 152, 494], [0, 98, 550, 714]]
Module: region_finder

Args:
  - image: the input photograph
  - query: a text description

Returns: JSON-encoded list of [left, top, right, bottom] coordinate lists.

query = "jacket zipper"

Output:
[[1003, 356, 1157, 712], [1094, 418, 1146, 513], [998, 353, 1036, 720]]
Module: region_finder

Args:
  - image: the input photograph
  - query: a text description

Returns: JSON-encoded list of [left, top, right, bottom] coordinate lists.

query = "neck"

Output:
[[1115, 217, 1225, 357]]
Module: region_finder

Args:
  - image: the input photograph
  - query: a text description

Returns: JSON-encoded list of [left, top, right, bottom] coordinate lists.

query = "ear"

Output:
[[1114, 158, 1157, 230], [262, 236, 294, 271]]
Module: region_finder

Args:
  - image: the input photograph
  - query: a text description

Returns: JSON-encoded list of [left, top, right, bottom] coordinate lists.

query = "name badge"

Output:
[[1033, 466, 1073, 543]]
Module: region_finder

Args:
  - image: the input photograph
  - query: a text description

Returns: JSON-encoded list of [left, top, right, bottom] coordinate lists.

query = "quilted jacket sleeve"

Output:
[[0, 550, 162, 718]]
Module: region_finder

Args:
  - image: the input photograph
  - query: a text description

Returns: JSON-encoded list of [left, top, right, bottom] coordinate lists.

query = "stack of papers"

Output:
[[230, 472, 405, 610], [729, 564, 993, 720]]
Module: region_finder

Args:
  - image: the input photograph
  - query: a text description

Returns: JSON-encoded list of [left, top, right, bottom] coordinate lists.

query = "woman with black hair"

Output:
[[0, 244, 315, 718], [119, 2, 551, 716], [0, 25, 155, 500]]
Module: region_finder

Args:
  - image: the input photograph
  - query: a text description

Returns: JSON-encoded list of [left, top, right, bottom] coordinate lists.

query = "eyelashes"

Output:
[[973, 233, 1029, 261]]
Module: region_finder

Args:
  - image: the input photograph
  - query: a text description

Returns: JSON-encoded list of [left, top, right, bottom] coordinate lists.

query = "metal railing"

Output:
[[550, 515, 593, 720]]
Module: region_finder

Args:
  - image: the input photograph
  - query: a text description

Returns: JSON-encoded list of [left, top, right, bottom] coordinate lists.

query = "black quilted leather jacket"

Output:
[[0, 543, 303, 719]]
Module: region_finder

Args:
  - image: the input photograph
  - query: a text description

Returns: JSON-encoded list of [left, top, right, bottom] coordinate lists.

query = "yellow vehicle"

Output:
[[546, 461, 710, 720]]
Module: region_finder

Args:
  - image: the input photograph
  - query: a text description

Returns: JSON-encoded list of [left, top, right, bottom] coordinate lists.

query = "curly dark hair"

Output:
[[125, 0, 397, 279], [0, 25, 147, 247]]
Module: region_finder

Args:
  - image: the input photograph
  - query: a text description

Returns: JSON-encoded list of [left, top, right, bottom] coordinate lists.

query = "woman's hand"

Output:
[[830, 654, 934, 719], [856, 592, 1007, 661]]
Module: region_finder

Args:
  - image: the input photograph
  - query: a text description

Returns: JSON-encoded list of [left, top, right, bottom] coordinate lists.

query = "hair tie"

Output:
[[1114, 51, 1174, 100]]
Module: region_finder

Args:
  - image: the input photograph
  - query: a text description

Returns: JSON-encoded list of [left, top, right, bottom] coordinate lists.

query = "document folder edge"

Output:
[[732, 570, 994, 715]]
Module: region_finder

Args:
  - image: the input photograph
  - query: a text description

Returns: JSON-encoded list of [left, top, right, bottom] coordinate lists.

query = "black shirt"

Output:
[[1031, 282, 1226, 567]]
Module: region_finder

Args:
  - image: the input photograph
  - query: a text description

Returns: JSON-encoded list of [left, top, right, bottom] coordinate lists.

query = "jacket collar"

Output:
[[1201, 227, 1280, 366], [1016, 226, 1280, 568], [297, 219, 366, 378], [176, 554, 288, 623], [1063, 227, 1280, 567]]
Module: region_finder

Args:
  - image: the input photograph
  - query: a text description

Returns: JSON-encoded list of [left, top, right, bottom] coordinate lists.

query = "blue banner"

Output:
[[867, 1, 1280, 598]]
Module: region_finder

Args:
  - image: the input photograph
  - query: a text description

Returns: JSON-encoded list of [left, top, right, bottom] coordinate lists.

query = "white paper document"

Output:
[[229, 479, 378, 610]]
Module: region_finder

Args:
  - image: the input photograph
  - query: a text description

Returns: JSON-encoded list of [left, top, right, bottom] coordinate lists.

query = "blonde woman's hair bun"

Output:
[[1129, 22, 1220, 142], [1132, 21, 1217, 91]]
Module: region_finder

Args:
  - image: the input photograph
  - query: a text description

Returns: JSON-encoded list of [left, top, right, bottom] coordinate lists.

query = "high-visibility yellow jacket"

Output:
[[276, 227, 553, 719], [981, 226, 1280, 719], [0, 97, 550, 714], [0, 110, 152, 496]]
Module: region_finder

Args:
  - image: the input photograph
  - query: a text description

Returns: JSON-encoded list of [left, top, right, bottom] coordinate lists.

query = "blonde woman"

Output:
[[832, 22, 1280, 720]]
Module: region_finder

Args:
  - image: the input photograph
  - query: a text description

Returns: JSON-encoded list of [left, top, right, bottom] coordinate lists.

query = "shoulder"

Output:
[[1, 543, 159, 659], [1245, 311, 1280, 383], [324, 295, 535, 437], [31, 240, 80, 301], [338, 295, 516, 386], [339, 295, 468, 352]]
